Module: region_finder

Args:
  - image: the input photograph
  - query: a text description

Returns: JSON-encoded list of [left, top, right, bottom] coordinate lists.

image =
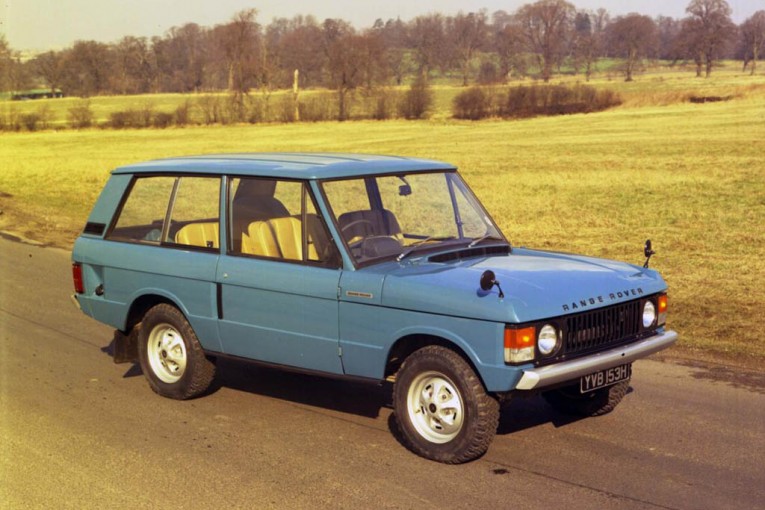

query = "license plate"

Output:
[[579, 364, 632, 393]]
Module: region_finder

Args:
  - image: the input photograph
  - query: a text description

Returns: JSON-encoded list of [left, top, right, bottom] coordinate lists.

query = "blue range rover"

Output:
[[71, 153, 677, 463]]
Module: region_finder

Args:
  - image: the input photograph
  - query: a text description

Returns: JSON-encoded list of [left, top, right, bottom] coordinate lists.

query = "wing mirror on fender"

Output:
[[480, 270, 504, 299]]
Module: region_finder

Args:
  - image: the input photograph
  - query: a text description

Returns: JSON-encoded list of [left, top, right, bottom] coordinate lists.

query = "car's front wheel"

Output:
[[138, 303, 215, 400], [393, 345, 499, 464]]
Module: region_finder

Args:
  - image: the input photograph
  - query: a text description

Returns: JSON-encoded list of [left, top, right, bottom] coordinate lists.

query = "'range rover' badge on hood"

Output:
[[563, 287, 644, 312]]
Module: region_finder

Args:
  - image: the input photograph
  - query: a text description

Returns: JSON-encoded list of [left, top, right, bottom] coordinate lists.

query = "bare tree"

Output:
[[674, 18, 704, 75], [0, 36, 14, 92], [377, 18, 409, 85], [684, 0, 736, 77], [214, 9, 261, 94], [656, 16, 682, 61], [112, 36, 154, 94], [740, 11, 765, 74], [408, 14, 450, 76], [279, 16, 325, 88], [571, 10, 604, 81], [0, 36, 33, 93], [515, 0, 575, 82], [606, 14, 657, 81], [492, 14, 526, 81], [172, 24, 209, 92], [210, 9, 262, 121], [60, 41, 114, 96], [152, 24, 211, 93], [449, 11, 489, 86], [263, 18, 291, 90], [358, 28, 389, 90], [322, 19, 365, 120], [31, 51, 65, 92]]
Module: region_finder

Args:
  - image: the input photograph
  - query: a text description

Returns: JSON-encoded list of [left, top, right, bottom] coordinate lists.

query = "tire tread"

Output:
[[138, 303, 215, 400], [393, 345, 499, 464]]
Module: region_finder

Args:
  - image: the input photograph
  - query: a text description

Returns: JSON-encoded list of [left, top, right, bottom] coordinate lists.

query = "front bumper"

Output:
[[515, 330, 678, 390]]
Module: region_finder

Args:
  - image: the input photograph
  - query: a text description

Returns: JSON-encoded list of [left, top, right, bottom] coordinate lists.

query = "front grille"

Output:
[[564, 299, 642, 356]]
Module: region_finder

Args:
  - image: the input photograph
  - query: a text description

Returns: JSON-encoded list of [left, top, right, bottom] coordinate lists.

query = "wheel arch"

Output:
[[124, 292, 183, 332], [384, 333, 484, 387]]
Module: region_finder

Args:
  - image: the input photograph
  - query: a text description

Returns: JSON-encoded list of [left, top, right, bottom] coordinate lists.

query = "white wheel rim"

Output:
[[147, 323, 187, 384], [406, 371, 465, 444]]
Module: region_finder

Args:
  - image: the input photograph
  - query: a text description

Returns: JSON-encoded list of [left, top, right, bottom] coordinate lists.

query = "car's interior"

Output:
[[337, 209, 404, 259], [231, 178, 333, 263]]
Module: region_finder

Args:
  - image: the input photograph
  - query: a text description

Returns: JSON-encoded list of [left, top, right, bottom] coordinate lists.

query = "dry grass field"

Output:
[[1, 67, 763, 366]]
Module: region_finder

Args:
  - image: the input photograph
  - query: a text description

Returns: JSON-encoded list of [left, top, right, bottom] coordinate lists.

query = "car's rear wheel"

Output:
[[138, 303, 215, 400], [543, 378, 630, 417], [393, 345, 499, 464]]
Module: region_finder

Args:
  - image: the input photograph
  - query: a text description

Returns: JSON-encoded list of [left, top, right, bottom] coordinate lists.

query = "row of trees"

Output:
[[1, 0, 764, 100]]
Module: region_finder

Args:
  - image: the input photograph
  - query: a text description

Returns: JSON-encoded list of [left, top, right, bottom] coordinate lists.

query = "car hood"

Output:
[[376, 247, 667, 323]]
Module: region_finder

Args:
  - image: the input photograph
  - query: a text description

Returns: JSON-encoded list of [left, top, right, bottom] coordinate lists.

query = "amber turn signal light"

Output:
[[504, 326, 535, 363], [658, 294, 668, 325]]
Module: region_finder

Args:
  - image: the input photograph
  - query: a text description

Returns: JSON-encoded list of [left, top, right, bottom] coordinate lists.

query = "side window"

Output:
[[109, 176, 175, 243], [108, 175, 221, 249], [167, 177, 221, 248], [230, 178, 337, 265]]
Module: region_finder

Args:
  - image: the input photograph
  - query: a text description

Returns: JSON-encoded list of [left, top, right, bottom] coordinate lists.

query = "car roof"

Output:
[[112, 153, 456, 180]]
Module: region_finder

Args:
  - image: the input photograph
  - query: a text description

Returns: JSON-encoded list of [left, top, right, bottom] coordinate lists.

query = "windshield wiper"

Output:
[[468, 234, 504, 248], [397, 236, 456, 262]]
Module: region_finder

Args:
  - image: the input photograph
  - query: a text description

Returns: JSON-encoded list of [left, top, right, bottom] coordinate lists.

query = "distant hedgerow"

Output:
[[399, 74, 433, 120], [452, 87, 494, 120], [108, 104, 154, 129], [67, 100, 94, 129], [500, 84, 622, 118], [173, 100, 192, 126], [452, 83, 622, 120]]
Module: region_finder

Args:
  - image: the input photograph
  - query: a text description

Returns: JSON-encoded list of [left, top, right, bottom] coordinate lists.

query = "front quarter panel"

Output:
[[339, 303, 524, 392]]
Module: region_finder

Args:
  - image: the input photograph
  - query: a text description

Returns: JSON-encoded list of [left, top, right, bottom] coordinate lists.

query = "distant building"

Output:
[[11, 89, 64, 100]]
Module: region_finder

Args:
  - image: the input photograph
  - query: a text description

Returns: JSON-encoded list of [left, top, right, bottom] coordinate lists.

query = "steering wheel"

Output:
[[340, 219, 374, 250], [340, 219, 374, 233]]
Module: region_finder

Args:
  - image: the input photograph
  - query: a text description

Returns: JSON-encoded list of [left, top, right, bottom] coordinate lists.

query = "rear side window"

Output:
[[168, 177, 220, 248], [108, 175, 220, 249], [109, 177, 175, 243]]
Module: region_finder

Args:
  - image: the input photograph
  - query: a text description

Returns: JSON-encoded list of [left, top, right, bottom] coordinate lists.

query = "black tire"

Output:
[[137, 303, 215, 400], [393, 345, 499, 464], [543, 378, 630, 417]]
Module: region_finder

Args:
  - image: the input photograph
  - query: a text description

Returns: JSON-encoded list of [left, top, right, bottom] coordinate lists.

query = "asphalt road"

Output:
[[1, 237, 764, 510]]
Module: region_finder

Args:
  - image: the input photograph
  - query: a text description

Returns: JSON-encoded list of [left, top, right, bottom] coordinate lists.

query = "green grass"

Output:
[[0, 73, 763, 366]]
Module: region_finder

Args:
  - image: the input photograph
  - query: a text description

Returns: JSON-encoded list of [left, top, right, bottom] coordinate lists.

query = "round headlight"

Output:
[[538, 324, 559, 356], [643, 301, 656, 328]]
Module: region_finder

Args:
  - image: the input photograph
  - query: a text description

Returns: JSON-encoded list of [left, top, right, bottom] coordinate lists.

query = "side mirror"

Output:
[[480, 270, 504, 298], [480, 270, 495, 291], [643, 239, 656, 268], [644, 239, 654, 258]]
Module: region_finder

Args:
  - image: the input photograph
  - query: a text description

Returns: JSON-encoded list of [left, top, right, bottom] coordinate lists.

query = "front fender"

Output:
[[338, 302, 522, 391]]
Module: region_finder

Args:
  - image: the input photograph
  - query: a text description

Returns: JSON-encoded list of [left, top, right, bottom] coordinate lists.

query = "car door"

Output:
[[216, 177, 344, 374]]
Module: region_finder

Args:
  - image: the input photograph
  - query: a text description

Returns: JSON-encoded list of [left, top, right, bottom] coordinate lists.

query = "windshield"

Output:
[[322, 171, 506, 265]]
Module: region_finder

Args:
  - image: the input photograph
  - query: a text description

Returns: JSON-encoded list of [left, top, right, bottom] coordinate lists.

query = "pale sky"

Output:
[[2, 0, 764, 52]]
